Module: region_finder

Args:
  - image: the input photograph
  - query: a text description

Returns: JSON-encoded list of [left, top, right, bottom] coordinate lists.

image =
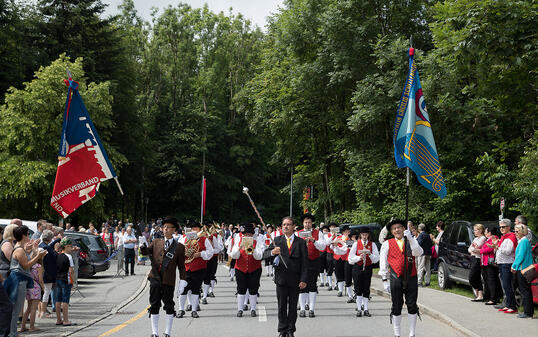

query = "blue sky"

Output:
[[102, 0, 284, 30]]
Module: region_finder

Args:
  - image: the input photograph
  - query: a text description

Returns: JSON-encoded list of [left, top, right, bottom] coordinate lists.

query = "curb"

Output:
[[370, 285, 481, 337], [62, 270, 150, 337]]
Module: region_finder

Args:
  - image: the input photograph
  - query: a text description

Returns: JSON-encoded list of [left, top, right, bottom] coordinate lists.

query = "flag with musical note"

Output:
[[393, 47, 447, 198]]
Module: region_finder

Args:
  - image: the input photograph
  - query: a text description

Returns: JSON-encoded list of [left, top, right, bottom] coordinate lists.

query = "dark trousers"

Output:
[[235, 268, 262, 295], [319, 252, 327, 272], [203, 256, 218, 285], [326, 253, 334, 276], [182, 269, 205, 295], [482, 265, 502, 302], [344, 261, 353, 287], [390, 274, 418, 316], [276, 284, 299, 333], [499, 263, 516, 309], [516, 271, 534, 316], [300, 258, 320, 293], [469, 257, 483, 291], [0, 284, 13, 337], [335, 259, 345, 282], [149, 278, 175, 315], [124, 248, 135, 274], [352, 265, 372, 297]]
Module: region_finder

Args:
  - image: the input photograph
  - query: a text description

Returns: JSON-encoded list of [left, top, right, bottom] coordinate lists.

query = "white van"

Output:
[[0, 219, 39, 237]]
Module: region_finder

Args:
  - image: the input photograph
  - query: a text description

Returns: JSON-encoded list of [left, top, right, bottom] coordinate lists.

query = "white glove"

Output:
[[176, 280, 188, 297], [404, 229, 413, 240], [383, 280, 391, 294]]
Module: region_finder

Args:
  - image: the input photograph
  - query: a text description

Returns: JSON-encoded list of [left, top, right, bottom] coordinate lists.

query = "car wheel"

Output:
[[438, 261, 451, 289], [514, 286, 522, 308]]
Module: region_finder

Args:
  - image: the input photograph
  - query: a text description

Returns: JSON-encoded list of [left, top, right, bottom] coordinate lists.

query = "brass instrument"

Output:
[[185, 231, 200, 263], [240, 236, 254, 255]]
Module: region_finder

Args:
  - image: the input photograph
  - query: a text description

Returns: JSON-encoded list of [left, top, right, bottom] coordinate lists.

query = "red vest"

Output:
[[298, 228, 321, 260], [387, 238, 417, 277], [265, 233, 272, 246], [333, 235, 349, 261], [234, 236, 262, 273], [356, 240, 372, 266], [325, 233, 334, 254], [186, 237, 208, 272]]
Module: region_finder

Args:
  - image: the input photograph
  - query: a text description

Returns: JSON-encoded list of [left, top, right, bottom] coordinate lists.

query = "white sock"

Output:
[[237, 294, 245, 311], [151, 314, 159, 335], [323, 271, 327, 283], [299, 293, 307, 310], [210, 280, 216, 292], [408, 313, 417, 336], [249, 294, 257, 311], [328, 277, 333, 287], [191, 294, 199, 312], [165, 314, 174, 335], [356, 295, 363, 311], [319, 273, 324, 284], [230, 268, 235, 278], [338, 281, 344, 293], [363, 297, 369, 311], [266, 265, 271, 274], [393, 315, 402, 336], [187, 290, 192, 305], [202, 283, 210, 299], [346, 286, 353, 299], [308, 292, 317, 312], [179, 294, 187, 310]]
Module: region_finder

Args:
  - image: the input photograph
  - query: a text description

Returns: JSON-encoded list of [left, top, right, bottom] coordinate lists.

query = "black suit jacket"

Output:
[[264, 234, 308, 287]]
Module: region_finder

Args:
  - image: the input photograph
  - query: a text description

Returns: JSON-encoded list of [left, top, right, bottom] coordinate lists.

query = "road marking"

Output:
[[98, 306, 149, 337], [258, 305, 267, 322]]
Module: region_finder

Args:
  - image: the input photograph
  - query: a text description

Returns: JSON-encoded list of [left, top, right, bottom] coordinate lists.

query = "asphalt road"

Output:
[[74, 265, 464, 337]]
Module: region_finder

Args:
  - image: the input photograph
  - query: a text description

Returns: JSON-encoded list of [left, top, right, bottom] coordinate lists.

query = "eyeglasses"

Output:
[[514, 230, 519, 233], [499, 226, 509, 228]]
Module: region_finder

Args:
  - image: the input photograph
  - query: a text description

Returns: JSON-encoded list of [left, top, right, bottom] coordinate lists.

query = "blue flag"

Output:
[[393, 48, 447, 198]]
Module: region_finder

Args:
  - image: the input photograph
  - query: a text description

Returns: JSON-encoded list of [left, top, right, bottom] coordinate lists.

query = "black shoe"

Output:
[[125, 273, 129, 276], [361, 305, 364, 310], [363, 310, 371, 317], [337, 292, 342, 297], [191, 311, 199, 318], [243, 304, 248, 311], [278, 333, 287, 337], [237, 310, 243, 317], [327, 287, 332, 291], [347, 298, 354, 303], [356, 310, 362, 317], [288, 332, 295, 337], [208, 292, 215, 298], [196, 305, 201, 311], [131, 273, 136, 275], [251, 310, 257, 317], [164, 334, 170, 337], [186, 304, 192, 311], [176, 310, 185, 318], [201, 298, 208, 304], [299, 310, 306, 317], [305, 303, 309, 310], [151, 335, 158, 337], [308, 310, 315, 318], [325, 282, 329, 287]]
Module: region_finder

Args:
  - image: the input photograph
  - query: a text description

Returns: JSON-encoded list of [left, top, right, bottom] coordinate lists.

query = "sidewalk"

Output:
[[27, 259, 150, 337], [371, 276, 537, 337]]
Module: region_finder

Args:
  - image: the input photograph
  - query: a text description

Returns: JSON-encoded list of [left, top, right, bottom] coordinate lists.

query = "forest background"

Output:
[[0, 0, 536, 230]]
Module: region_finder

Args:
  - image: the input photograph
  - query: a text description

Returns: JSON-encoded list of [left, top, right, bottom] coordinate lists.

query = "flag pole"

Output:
[[403, 37, 413, 290], [114, 177, 124, 196]]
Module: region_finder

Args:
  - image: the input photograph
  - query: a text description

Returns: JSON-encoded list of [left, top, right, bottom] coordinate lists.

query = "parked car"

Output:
[[437, 220, 538, 305], [0, 219, 38, 237], [69, 237, 94, 278], [64, 231, 110, 275], [345, 223, 383, 250]]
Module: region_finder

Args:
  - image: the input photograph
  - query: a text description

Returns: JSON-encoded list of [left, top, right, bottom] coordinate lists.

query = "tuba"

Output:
[[184, 231, 200, 263], [240, 236, 254, 255]]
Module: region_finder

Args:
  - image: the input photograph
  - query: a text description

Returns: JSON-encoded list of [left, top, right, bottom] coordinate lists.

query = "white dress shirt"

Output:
[[348, 240, 380, 265], [378, 235, 423, 279]]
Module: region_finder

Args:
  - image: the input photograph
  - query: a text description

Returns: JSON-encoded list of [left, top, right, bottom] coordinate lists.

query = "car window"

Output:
[[458, 226, 471, 245], [449, 225, 459, 244]]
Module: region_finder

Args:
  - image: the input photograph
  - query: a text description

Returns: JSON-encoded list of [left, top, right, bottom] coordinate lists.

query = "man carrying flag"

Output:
[[50, 76, 122, 217]]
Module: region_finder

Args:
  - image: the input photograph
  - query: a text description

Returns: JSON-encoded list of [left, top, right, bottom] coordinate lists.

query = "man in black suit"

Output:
[[264, 216, 308, 337]]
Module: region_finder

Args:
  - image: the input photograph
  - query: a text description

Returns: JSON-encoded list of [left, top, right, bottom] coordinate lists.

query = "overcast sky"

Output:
[[102, 0, 284, 30]]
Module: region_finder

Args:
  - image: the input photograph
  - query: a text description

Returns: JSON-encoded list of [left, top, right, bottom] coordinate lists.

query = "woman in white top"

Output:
[[468, 224, 486, 301]]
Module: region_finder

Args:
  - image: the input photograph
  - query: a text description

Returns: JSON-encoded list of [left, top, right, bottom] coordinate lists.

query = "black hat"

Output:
[[189, 220, 202, 228], [266, 224, 273, 229], [300, 213, 315, 223], [341, 225, 350, 232], [241, 223, 254, 234], [350, 230, 359, 237], [359, 226, 370, 234], [321, 224, 330, 231], [386, 219, 404, 232], [162, 216, 179, 229]]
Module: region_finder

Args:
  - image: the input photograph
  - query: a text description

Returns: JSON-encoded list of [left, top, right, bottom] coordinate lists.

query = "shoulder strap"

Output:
[[162, 239, 178, 272]]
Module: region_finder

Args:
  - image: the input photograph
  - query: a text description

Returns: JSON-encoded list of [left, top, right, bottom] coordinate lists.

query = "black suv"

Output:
[[65, 232, 110, 275]]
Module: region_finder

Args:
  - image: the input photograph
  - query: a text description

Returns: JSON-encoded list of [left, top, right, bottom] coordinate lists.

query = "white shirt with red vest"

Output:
[[230, 233, 265, 273], [332, 235, 351, 261], [179, 235, 214, 272], [348, 240, 380, 266], [264, 233, 273, 246], [211, 234, 224, 257], [271, 229, 283, 241], [378, 232, 423, 279], [324, 232, 335, 254], [297, 228, 326, 260]]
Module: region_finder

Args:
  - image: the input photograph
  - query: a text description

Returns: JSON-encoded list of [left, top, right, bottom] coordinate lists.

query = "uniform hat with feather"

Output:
[[386, 218, 404, 232], [163, 216, 179, 230]]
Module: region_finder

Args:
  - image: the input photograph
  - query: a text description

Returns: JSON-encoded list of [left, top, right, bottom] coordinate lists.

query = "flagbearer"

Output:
[[230, 223, 265, 317], [297, 213, 326, 317], [348, 227, 379, 317], [379, 219, 423, 337], [140, 217, 187, 337], [177, 221, 213, 318]]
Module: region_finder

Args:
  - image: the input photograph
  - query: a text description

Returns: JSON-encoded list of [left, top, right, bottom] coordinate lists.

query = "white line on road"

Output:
[[258, 305, 267, 322]]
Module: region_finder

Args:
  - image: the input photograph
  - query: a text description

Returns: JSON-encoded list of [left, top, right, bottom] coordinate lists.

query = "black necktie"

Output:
[[165, 240, 170, 250]]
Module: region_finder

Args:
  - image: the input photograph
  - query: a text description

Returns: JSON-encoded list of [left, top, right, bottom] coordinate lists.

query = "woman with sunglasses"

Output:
[[491, 219, 518, 314]]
